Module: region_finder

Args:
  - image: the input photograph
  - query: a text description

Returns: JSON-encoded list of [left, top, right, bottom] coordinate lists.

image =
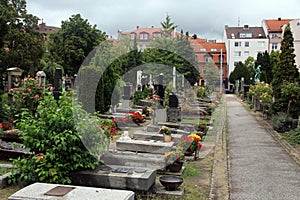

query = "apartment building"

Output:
[[223, 25, 268, 76], [190, 35, 227, 81], [261, 18, 291, 52], [117, 26, 177, 50]]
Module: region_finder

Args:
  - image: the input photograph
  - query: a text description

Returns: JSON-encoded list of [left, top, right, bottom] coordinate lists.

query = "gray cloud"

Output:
[[26, 0, 300, 40]]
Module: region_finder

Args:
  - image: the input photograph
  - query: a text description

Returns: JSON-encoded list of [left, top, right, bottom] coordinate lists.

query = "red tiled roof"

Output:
[[264, 19, 291, 32]]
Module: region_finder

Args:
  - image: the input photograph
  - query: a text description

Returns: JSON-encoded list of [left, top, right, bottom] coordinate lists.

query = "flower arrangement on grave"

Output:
[[142, 107, 150, 117], [98, 118, 118, 139], [128, 111, 145, 124], [197, 119, 210, 133], [151, 94, 160, 106], [159, 126, 171, 135], [164, 151, 184, 164], [0, 122, 13, 132], [177, 133, 203, 153]]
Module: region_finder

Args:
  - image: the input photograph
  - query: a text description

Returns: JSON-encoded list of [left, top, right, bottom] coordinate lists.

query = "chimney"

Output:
[[278, 17, 282, 21], [136, 25, 139, 29], [243, 25, 249, 30], [192, 34, 197, 39]]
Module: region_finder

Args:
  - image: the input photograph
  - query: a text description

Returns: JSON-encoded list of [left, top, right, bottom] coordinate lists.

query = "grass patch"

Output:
[[203, 136, 217, 142], [182, 166, 199, 178], [0, 185, 21, 199]]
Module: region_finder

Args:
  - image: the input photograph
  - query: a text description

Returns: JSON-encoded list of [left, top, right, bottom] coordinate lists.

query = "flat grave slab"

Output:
[[70, 165, 156, 192], [8, 182, 134, 200], [133, 131, 183, 142], [116, 139, 174, 154], [101, 151, 166, 170], [146, 124, 190, 135]]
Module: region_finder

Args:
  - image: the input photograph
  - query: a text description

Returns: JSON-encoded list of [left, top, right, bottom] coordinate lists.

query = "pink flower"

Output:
[[35, 95, 40, 99], [9, 88, 14, 92], [29, 78, 34, 81], [49, 87, 54, 92], [28, 88, 31, 93]]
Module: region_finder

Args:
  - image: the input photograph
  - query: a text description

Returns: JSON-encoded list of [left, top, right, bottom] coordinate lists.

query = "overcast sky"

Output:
[[26, 0, 300, 41]]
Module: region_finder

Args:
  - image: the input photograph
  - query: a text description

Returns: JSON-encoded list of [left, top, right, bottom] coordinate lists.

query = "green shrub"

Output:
[[9, 92, 100, 185], [284, 119, 300, 145], [271, 112, 293, 133]]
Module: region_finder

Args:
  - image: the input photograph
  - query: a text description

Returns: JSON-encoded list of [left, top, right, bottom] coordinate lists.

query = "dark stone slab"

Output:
[[70, 165, 156, 192]]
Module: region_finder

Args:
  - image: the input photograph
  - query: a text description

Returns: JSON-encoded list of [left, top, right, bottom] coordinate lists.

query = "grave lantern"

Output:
[[7, 67, 23, 89], [36, 71, 46, 89]]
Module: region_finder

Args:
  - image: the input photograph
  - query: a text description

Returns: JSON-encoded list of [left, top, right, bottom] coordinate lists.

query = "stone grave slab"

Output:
[[70, 165, 156, 192], [8, 182, 134, 200], [116, 139, 174, 154], [146, 124, 190, 135], [101, 151, 166, 170], [133, 131, 183, 142]]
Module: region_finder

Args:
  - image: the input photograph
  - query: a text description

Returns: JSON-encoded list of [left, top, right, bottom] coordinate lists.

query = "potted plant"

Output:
[[164, 151, 185, 172], [159, 126, 172, 142]]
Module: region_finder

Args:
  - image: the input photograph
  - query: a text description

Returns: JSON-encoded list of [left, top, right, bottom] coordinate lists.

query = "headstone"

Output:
[[167, 108, 181, 123], [123, 83, 132, 100], [169, 94, 179, 108], [7, 67, 23, 89], [8, 182, 135, 200], [157, 73, 164, 106], [172, 67, 177, 93], [136, 70, 142, 90], [153, 109, 167, 124], [35, 71, 46, 89], [53, 68, 62, 100]]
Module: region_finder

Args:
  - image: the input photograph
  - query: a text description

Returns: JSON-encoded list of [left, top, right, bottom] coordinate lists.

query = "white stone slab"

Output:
[[8, 182, 134, 200], [116, 139, 174, 154]]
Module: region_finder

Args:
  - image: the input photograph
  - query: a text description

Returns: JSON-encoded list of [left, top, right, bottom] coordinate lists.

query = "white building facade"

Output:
[[283, 19, 300, 70], [224, 25, 269, 76]]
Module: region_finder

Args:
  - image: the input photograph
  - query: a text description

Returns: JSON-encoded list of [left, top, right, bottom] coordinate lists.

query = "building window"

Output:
[[153, 32, 161, 39], [234, 42, 241, 47], [257, 41, 265, 47], [239, 32, 252, 38], [130, 33, 136, 40], [200, 48, 206, 52], [139, 33, 149, 40], [244, 51, 250, 57], [205, 56, 212, 62], [271, 33, 279, 38], [245, 42, 250, 47], [272, 43, 278, 50], [211, 48, 217, 52], [234, 51, 241, 57]]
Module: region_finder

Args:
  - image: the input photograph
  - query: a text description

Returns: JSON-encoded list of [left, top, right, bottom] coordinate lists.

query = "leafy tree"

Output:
[[244, 56, 255, 84], [0, 0, 44, 76], [272, 23, 299, 116], [143, 17, 199, 86], [161, 14, 178, 37], [48, 14, 106, 76], [229, 61, 251, 84], [256, 51, 272, 83]]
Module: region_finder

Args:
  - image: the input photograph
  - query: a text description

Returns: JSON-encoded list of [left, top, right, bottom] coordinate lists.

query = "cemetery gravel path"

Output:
[[226, 94, 300, 200]]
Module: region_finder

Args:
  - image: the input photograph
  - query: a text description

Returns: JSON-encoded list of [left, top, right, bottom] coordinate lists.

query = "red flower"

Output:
[[198, 142, 203, 149], [0, 123, 3, 129], [28, 88, 31, 93], [49, 87, 54, 92], [35, 95, 40, 99], [9, 88, 14, 92]]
